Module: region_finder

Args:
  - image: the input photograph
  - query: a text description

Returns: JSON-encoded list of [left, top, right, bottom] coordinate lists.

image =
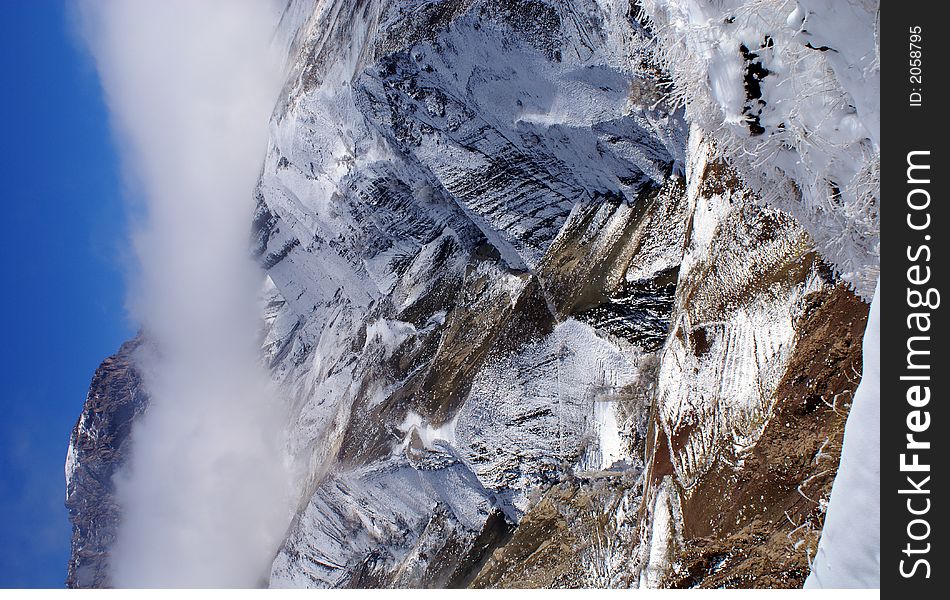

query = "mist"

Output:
[[76, 0, 293, 587]]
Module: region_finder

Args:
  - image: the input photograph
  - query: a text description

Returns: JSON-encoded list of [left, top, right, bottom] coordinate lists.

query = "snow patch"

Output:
[[805, 280, 880, 588], [399, 411, 459, 450]]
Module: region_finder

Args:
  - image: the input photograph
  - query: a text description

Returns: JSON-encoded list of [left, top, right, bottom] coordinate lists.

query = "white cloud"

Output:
[[76, 0, 293, 587]]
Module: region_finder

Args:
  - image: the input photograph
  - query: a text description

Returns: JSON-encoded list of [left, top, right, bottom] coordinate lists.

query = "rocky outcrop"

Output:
[[660, 285, 866, 588], [469, 469, 643, 588], [632, 137, 868, 588]]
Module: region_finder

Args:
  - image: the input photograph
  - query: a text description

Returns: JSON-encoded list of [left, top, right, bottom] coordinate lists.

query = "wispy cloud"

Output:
[[76, 0, 293, 587]]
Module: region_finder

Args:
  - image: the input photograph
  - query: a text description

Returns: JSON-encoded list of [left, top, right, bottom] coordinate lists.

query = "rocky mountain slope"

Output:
[[67, 0, 877, 588]]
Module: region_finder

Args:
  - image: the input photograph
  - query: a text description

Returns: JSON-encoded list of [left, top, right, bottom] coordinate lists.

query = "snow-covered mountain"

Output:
[[65, 338, 147, 588], [67, 0, 878, 588]]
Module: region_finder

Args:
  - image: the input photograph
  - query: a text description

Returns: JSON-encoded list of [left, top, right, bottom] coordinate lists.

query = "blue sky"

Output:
[[0, 1, 133, 587]]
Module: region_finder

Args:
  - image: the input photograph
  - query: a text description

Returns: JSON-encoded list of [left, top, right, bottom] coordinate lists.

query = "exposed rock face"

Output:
[[66, 0, 872, 589], [633, 134, 868, 588], [661, 285, 866, 588], [65, 338, 147, 588], [469, 470, 643, 588]]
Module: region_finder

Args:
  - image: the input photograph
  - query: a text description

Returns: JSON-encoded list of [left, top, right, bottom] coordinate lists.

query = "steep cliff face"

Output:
[[633, 133, 867, 588], [66, 0, 876, 589], [259, 0, 688, 587], [454, 131, 868, 589], [65, 338, 147, 588]]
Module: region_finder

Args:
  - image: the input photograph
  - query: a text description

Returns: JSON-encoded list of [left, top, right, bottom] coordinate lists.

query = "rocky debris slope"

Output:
[[469, 468, 643, 588]]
